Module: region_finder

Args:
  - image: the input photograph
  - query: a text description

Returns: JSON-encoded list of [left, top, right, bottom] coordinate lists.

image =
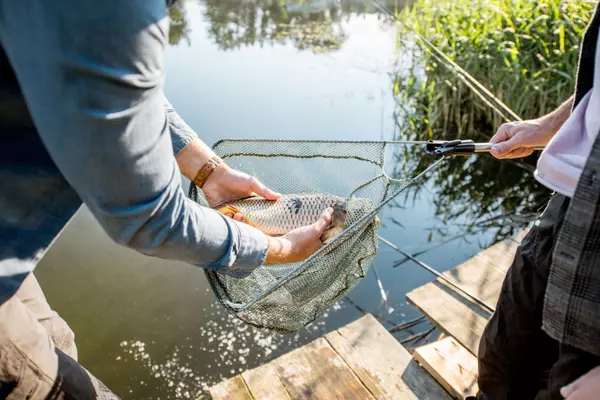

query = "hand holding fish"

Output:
[[264, 208, 334, 264], [205, 170, 334, 264], [175, 138, 280, 208], [202, 164, 281, 208]]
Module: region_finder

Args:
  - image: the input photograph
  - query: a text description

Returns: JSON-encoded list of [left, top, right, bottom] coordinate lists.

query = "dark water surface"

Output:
[[35, 1, 546, 398]]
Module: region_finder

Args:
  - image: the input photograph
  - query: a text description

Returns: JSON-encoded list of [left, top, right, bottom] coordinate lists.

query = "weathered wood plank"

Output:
[[509, 229, 529, 244], [442, 255, 509, 308], [408, 279, 488, 355], [325, 314, 452, 400], [209, 375, 252, 400], [242, 363, 291, 400], [274, 337, 375, 400], [413, 338, 478, 400], [407, 233, 525, 355], [476, 232, 523, 272]]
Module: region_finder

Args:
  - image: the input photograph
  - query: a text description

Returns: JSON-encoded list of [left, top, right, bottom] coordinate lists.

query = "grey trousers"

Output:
[[0, 274, 118, 399]]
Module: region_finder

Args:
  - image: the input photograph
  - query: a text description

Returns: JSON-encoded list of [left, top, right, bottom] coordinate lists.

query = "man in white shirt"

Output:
[[474, 6, 600, 398]]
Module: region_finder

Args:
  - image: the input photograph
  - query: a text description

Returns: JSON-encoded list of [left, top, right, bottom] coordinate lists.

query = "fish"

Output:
[[215, 193, 375, 244]]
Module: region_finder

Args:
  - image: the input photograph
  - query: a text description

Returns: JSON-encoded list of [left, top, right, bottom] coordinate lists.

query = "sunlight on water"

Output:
[[116, 300, 346, 399]]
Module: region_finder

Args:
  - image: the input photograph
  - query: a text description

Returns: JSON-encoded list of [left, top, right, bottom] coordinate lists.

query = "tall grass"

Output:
[[390, 0, 594, 242], [396, 0, 594, 136]]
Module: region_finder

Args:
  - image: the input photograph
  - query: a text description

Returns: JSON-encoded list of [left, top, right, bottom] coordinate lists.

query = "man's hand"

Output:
[[175, 138, 280, 208], [490, 95, 574, 159], [561, 366, 600, 399], [265, 208, 334, 264], [490, 119, 555, 159], [202, 163, 280, 208]]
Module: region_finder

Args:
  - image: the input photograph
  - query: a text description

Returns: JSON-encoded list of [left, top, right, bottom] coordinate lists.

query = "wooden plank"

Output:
[[408, 279, 488, 355], [406, 234, 526, 355], [242, 363, 291, 400], [209, 375, 252, 400], [274, 337, 375, 400], [413, 338, 478, 400], [476, 235, 521, 272], [325, 314, 452, 400], [441, 254, 509, 308], [509, 228, 529, 244]]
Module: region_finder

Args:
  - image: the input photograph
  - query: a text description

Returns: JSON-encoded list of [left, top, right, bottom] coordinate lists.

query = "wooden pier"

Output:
[[210, 229, 526, 399]]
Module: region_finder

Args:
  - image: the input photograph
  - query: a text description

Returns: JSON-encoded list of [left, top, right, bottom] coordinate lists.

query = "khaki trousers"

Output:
[[0, 273, 118, 399]]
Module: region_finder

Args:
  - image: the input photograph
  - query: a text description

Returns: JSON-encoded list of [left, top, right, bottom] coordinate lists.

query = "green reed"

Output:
[[396, 0, 594, 136]]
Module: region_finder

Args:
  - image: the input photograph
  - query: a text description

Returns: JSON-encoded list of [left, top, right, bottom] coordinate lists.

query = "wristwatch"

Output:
[[193, 156, 224, 188]]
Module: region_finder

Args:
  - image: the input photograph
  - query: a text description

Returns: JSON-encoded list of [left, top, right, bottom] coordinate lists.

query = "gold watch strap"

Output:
[[193, 156, 224, 188]]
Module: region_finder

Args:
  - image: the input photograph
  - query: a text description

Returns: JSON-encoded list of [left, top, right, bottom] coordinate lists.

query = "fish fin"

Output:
[[216, 205, 261, 229], [216, 204, 242, 215]]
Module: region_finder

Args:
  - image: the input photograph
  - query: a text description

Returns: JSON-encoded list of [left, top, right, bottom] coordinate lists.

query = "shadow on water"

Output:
[[33, 0, 552, 398]]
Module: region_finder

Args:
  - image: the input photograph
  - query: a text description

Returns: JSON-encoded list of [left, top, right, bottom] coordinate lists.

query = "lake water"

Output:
[[34, 1, 547, 398]]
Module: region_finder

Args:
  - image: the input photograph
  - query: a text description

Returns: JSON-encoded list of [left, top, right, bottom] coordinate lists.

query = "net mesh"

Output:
[[188, 139, 438, 332]]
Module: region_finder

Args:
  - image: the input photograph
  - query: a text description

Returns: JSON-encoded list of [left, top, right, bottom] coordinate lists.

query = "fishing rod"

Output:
[[378, 235, 496, 313], [383, 139, 545, 158]]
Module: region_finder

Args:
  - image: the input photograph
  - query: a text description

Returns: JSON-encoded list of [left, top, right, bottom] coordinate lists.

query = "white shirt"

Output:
[[535, 38, 600, 197]]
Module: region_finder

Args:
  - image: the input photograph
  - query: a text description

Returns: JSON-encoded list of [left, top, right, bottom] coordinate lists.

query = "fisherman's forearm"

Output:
[[175, 138, 219, 181], [163, 95, 217, 181], [163, 96, 220, 181], [538, 94, 574, 136]]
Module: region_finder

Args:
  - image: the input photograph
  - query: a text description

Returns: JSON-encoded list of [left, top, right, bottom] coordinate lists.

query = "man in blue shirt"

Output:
[[0, 0, 333, 397]]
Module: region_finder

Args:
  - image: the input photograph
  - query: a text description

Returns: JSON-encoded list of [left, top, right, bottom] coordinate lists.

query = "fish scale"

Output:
[[221, 194, 347, 237]]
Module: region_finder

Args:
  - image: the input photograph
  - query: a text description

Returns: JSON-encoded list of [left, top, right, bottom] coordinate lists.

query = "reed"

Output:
[[395, 0, 594, 136]]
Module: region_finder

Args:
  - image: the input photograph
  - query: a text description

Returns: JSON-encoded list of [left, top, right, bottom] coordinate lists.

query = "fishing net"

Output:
[[188, 139, 440, 332]]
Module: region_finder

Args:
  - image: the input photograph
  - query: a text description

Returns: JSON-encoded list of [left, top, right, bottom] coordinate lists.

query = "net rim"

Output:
[[213, 138, 415, 185]]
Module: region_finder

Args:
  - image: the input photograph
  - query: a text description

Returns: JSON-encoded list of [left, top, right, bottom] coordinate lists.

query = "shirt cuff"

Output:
[[207, 214, 269, 278], [164, 97, 198, 156]]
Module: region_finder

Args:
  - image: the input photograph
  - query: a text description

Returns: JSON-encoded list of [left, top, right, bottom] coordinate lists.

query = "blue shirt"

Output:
[[0, 0, 268, 304]]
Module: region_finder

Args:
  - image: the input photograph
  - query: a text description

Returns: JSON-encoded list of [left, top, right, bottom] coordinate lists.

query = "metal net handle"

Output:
[[234, 157, 446, 311]]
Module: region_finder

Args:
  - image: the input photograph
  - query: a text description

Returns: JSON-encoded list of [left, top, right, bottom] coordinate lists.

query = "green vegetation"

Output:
[[203, 0, 347, 53], [168, 2, 191, 46], [397, 0, 594, 127], [202, 0, 403, 53], [390, 0, 594, 242]]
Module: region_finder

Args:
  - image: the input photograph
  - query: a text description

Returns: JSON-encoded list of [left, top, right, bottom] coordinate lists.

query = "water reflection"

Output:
[[171, 0, 405, 52], [169, 2, 191, 46]]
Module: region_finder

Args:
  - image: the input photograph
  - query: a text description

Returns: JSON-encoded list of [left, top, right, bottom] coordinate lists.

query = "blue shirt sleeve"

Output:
[[164, 95, 198, 156], [0, 0, 268, 277]]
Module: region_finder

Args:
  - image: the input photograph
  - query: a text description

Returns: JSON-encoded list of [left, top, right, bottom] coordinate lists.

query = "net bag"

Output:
[[188, 139, 438, 332]]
